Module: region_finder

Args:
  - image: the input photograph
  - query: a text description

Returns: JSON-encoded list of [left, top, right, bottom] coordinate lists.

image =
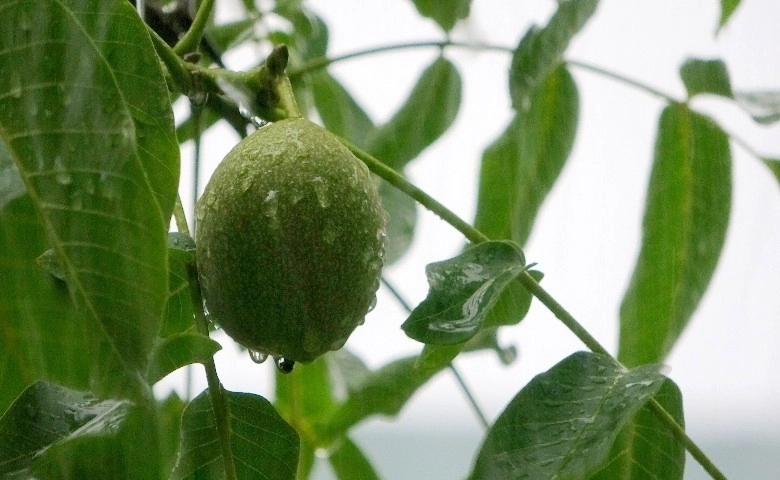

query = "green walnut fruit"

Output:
[[195, 118, 386, 365]]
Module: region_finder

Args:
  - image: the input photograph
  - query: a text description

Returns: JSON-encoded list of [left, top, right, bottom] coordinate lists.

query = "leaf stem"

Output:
[[173, 0, 216, 56], [288, 40, 512, 79], [146, 25, 193, 94], [187, 265, 238, 480], [344, 138, 724, 479], [173, 195, 191, 235], [565, 59, 679, 103], [647, 399, 727, 480]]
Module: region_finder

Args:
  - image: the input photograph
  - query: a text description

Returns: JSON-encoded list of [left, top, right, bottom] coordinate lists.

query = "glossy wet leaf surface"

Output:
[[469, 352, 665, 480], [0, 381, 131, 476], [402, 241, 526, 345]]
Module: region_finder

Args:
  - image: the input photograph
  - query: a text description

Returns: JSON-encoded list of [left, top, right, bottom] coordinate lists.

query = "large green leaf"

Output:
[[366, 57, 461, 170], [509, 0, 598, 109], [469, 352, 665, 480], [475, 65, 578, 245], [402, 241, 526, 345], [619, 105, 731, 367], [0, 0, 179, 382], [171, 389, 300, 480], [0, 381, 131, 477], [0, 197, 94, 412], [410, 0, 471, 32], [589, 379, 685, 480], [679, 58, 733, 99]]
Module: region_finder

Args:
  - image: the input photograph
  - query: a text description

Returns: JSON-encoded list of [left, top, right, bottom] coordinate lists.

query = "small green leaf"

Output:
[[735, 91, 780, 125], [717, 0, 741, 32], [162, 238, 196, 337], [589, 378, 685, 480], [0, 381, 131, 476], [311, 71, 375, 148], [762, 157, 780, 186], [476, 65, 579, 245], [367, 57, 462, 170], [680, 58, 733, 99], [469, 352, 665, 480], [483, 269, 543, 329], [0, 0, 179, 384], [379, 179, 418, 265], [619, 105, 731, 367], [402, 241, 526, 345], [172, 389, 300, 480], [410, 0, 471, 32], [509, 0, 598, 109], [329, 437, 381, 480], [147, 333, 222, 385], [322, 355, 442, 440]]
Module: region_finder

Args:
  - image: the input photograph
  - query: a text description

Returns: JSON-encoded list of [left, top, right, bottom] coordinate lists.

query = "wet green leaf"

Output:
[[475, 65, 578, 245], [735, 91, 780, 125], [469, 352, 665, 480], [367, 57, 461, 170], [680, 58, 733, 99], [172, 389, 299, 480], [410, 0, 471, 32], [147, 333, 222, 385], [589, 379, 685, 480], [483, 270, 543, 329], [0, 0, 179, 385], [329, 437, 380, 480], [509, 0, 598, 109], [35, 249, 66, 281], [619, 105, 731, 367], [402, 241, 526, 345], [0, 381, 131, 476], [0, 139, 25, 210], [0, 197, 94, 413]]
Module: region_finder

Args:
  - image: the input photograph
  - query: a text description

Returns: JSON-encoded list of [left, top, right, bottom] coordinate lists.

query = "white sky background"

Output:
[[164, 0, 780, 474]]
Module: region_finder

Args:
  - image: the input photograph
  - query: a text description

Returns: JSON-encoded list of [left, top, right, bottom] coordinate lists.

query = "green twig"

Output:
[[342, 138, 723, 479], [187, 266, 238, 480], [173, 0, 216, 56], [565, 59, 679, 103], [147, 24, 193, 94]]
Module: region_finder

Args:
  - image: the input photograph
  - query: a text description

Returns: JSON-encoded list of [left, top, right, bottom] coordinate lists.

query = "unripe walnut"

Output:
[[195, 118, 386, 364]]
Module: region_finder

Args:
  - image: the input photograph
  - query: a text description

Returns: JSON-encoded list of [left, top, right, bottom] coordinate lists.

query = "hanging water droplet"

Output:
[[367, 295, 377, 313], [311, 176, 330, 208], [275, 356, 295, 373], [248, 350, 268, 364]]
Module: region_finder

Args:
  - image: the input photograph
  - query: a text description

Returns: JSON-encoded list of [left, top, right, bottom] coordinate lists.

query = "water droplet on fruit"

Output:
[[249, 350, 268, 364], [311, 176, 330, 208], [275, 356, 295, 373], [262, 190, 278, 218], [367, 295, 377, 312]]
